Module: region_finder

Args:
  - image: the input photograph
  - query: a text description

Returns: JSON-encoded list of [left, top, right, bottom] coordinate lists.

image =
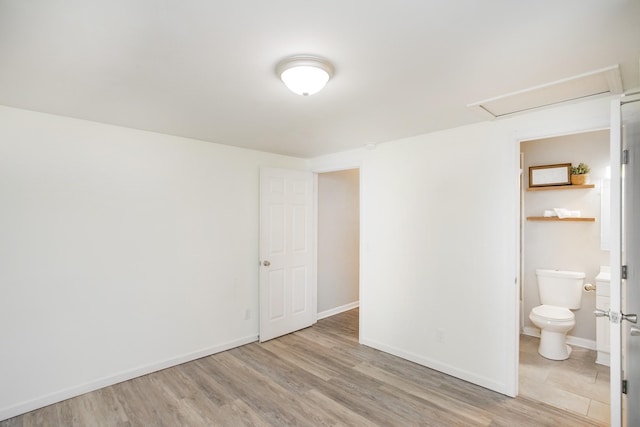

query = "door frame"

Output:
[[313, 163, 363, 340], [512, 120, 618, 406]]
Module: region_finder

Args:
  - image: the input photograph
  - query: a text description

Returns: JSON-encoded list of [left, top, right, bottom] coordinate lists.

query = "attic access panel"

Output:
[[468, 65, 623, 118]]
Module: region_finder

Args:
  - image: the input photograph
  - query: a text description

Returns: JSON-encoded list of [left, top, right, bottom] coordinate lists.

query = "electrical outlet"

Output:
[[244, 309, 251, 320], [436, 328, 445, 344]]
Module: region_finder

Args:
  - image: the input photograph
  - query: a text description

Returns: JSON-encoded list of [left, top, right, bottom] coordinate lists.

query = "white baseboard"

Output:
[[522, 326, 596, 350], [360, 337, 510, 397], [596, 352, 611, 366], [317, 301, 359, 320], [0, 334, 258, 422]]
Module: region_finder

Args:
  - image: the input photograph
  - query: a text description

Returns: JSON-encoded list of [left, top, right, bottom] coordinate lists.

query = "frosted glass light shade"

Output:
[[276, 56, 334, 96], [280, 66, 329, 96]]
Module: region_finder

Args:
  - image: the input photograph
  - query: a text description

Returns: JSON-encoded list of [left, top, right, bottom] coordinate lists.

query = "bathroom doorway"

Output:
[[518, 130, 611, 423]]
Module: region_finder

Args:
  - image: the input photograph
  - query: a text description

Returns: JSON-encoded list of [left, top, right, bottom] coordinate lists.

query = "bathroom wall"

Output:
[[317, 169, 360, 316], [522, 130, 610, 344]]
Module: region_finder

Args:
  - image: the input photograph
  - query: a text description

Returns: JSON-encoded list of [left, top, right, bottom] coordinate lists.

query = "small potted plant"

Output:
[[570, 162, 590, 185]]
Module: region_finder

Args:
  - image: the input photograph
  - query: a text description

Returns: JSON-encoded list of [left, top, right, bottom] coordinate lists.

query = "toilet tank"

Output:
[[535, 269, 585, 309]]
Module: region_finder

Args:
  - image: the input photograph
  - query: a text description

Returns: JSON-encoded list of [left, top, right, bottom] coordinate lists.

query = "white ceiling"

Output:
[[1, 1, 639, 158]]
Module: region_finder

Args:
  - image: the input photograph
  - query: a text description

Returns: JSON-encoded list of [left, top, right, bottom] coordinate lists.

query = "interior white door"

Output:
[[609, 99, 624, 427], [621, 96, 640, 427], [609, 96, 640, 427], [259, 168, 315, 342]]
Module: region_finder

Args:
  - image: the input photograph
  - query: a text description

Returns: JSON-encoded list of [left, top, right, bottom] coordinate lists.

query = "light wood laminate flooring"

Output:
[[2, 309, 607, 426]]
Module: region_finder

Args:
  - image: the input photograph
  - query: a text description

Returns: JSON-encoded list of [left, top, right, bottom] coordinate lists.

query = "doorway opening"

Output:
[[316, 168, 360, 335], [518, 130, 611, 423]]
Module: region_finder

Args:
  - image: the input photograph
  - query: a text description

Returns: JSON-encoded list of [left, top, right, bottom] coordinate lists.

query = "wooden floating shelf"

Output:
[[527, 184, 595, 192], [527, 216, 596, 222]]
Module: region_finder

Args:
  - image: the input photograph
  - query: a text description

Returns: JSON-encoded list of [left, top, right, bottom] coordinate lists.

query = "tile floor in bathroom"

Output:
[[519, 334, 610, 425]]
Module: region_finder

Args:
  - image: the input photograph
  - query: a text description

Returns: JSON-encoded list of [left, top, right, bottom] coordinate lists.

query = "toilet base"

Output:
[[538, 330, 572, 360]]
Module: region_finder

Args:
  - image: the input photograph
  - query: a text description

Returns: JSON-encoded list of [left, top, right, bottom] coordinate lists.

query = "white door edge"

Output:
[[609, 98, 623, 427]]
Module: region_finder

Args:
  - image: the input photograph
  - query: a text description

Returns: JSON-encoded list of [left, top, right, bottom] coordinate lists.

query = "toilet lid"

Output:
[[532, 305, 574, 321]]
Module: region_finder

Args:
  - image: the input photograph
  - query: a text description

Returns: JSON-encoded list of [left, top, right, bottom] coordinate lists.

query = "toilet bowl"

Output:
[[529, 304, 576, 360], [529, 269, 584, 361]]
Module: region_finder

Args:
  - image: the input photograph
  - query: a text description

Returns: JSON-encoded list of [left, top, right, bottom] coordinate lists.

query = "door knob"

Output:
[[262, 260, 271, 267], [594, 309, 610, 318], [623, 313, 638, 324], [631, 326, 640, 336]]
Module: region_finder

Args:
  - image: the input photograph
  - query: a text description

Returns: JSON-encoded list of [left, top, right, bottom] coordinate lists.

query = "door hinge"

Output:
[[623, 379, 628, 394], [622, 265, 628, 280], [622, 149, 629, 165]]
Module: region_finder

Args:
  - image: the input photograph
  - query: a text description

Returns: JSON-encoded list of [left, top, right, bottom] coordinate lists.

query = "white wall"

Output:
[[522, 131, 610, 343], [317, 169, 360, 315], [360, 122, 521, 393], [314, 97, 614, 396], [0, 106, 307, 420]]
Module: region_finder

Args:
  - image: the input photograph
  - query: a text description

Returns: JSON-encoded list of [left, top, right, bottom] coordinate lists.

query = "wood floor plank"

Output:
[[175, 360, 234, 407], [0, 419, 21, 427], [227, 343, 324, 394], [355, 362, 493, 425], [21, 399, 62, 427], [200, 351, 321, 426], [1, 308, 607, 426], [213, 399, 271, 427], [298, 389, 374, 427], [259, 338, 342, 381]]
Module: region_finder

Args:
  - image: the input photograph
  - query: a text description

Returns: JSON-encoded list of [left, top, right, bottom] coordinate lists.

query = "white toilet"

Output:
[[529, 269, 585, 360]]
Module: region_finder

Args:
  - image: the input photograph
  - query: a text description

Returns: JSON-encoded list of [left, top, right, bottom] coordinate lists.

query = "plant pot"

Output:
[[571, 174, 588, 185]]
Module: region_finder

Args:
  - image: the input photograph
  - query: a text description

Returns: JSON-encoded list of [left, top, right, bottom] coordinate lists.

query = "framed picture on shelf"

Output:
[[528, 163, 571, 187]]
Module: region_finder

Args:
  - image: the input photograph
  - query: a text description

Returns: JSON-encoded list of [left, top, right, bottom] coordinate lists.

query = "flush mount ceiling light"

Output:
[[276, 55, 334, 96]]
